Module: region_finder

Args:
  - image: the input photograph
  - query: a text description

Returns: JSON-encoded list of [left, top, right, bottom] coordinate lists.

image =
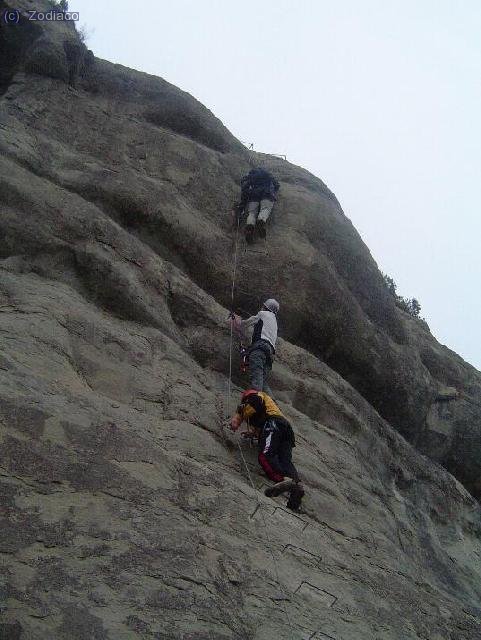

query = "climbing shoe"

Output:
[[286, 483, 305, 511], [256, 219, 266, 238], [264, 479, 295, 498], [245, 224, 254, 244]]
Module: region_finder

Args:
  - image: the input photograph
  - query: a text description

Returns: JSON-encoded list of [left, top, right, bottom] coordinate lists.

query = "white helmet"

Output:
[[263, 298, 279, 314]]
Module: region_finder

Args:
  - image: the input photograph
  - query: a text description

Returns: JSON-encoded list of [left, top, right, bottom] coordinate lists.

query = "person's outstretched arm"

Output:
[[241, 312, 260, 329], [230, 411, 243, 431], [230, 397, 258, 431]]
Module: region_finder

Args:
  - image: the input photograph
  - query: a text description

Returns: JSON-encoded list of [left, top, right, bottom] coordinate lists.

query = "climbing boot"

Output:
[[256, 219, 266, 238], [286, 483, 305, 511], [264, 479, 295, 498], [245, 224, 254, 244]]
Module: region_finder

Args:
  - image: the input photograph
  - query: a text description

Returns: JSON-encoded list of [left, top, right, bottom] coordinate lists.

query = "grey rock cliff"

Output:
[[1, 2, 480, 638]]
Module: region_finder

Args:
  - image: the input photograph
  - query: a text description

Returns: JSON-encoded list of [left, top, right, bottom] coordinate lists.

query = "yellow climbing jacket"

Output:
[[236, 390, 283, 429]]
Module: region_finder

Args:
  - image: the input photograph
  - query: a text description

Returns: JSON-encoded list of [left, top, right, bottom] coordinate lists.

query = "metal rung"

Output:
[[283, 544, 322, 566], [244, 247, 269, 256], [294, 581, 338, 608], [273, 506, 309, 532]]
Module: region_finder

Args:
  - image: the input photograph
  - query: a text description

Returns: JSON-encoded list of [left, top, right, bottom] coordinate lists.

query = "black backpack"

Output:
[[246, 168, 273, 188]]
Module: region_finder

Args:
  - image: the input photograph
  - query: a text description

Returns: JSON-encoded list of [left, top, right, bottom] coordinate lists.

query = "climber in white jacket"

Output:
[[231, 299, 279, 396]]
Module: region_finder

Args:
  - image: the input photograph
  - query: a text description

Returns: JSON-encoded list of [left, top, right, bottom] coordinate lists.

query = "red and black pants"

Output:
[[258, 417, 300, 483]]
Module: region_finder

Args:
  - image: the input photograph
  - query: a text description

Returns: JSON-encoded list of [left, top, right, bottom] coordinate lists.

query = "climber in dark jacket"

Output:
[[239, 168, 280, 243], [230, 389, 304, 510], [230, 299, 279, 396]]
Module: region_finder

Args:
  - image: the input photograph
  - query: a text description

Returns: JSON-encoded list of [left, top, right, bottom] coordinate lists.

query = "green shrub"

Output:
[[49, 0, 69, 9], [382, 273, 422, 319]]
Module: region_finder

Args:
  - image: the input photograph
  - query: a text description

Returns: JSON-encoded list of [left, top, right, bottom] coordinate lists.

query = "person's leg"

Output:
[[286, 483, 305, 511], [262, 361, 273, 397], [246, 201, 260, 226], [264, 478, 295, 497], [248, 348, 267, 392], [258, 420, 284, 482], [277, 430, 304, 510], [257, 199, 274, 223], [278, 439, 300, 483], [245, 201, 259, 243], [256, 199, 274, 238]]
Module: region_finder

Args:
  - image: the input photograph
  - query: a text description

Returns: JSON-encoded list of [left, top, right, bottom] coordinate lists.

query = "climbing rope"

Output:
[[227, 209, 241, 415], [225, 208, 293, 634]]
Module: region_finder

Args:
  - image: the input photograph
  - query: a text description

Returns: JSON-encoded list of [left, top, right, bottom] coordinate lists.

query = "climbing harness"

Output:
[[227, 310, 250, 375], [241, 424, 258, 445], [239, 345, 249, 374], [227, 322, 249, 375]]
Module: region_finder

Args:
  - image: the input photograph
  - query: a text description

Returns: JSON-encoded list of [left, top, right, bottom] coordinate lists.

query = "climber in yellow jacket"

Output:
[[230, 389, 304, 510]]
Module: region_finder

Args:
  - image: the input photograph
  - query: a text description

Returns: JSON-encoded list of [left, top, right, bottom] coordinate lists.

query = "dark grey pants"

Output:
[[249, 347, 273, 397], [246, 199, 275, 226]]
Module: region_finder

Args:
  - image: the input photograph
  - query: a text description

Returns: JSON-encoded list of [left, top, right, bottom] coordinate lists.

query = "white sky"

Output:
[[77, 0, 480, 370]]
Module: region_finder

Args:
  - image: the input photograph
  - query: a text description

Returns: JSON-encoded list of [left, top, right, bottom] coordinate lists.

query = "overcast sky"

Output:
[[78, 0, 480, 370]]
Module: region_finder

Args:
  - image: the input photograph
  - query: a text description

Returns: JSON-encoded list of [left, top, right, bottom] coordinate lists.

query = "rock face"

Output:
[[1, 2, 481, 638]]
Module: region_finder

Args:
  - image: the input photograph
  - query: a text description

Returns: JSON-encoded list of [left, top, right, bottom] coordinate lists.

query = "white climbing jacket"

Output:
[[241, 309, 278, 351]]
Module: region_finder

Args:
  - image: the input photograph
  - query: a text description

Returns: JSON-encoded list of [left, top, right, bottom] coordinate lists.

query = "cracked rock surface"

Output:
[[1, 2, 481, 638]]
